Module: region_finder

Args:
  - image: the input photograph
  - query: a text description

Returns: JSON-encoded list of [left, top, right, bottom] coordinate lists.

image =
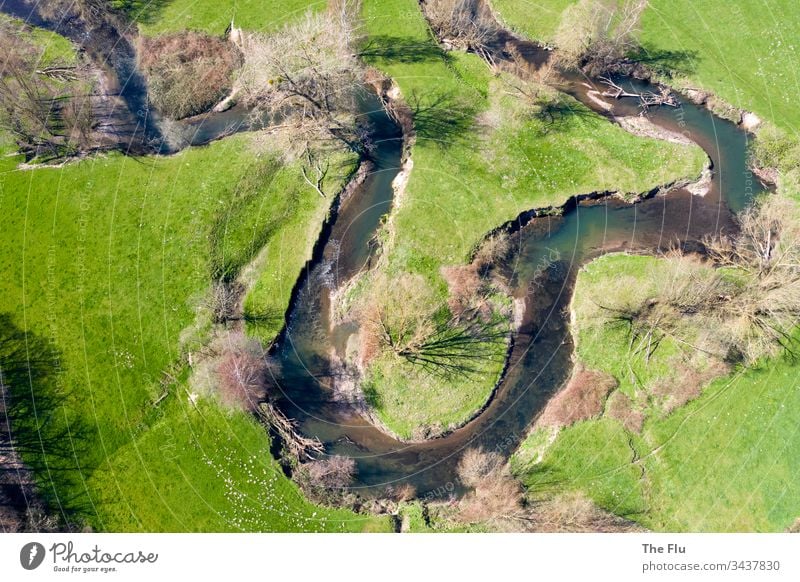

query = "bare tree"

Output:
[[422, 0, 498, 56], [553, 0, 649, 75], [216, 341, 269, 411], [455, 448, 524, 527], [137, 31, 242, 120], [235, 1, 368, 153], [457, 447, 502, 487], [294, 455, 357, 503], [0, 19, 94, 159], [705, 195, 800, 362], [361, 272, 508, 377]]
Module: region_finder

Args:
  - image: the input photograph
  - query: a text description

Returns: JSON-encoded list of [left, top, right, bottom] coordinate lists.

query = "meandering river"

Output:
[[269, 41, 767, 497], [2, 1, 768, 499]]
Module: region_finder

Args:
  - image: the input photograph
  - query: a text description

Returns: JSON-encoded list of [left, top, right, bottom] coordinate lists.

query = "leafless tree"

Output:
[[455, 448, 524, 527], [236, 0, 368, 153], [457, 447, 502, 487], [216, 341, 269, 412], [422, 0, 498, 56], [553, 0, 649, 75], [137, 31, 242, 120], [0, 26, 65, 157], [705, 195, 800, 362], [294, 455, 357, 503], [361, 272, 507, 377]]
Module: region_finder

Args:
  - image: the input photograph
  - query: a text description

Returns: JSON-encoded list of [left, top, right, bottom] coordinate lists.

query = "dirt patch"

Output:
[[536, 365, 618, 429], [651, 357, 729, 414], [605, 390, 645, 433]]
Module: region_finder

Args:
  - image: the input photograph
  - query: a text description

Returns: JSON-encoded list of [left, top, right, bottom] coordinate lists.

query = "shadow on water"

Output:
[[0, 313, 93, 528]]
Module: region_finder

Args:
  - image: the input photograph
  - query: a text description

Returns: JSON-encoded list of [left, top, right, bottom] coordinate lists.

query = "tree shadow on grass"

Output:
[[407, 90, 478, 147], [629, 46, 699, 78], [110, 0, 174, 26], [0, 313, 94, 530], [359, 35, 452, 66], [529, 94, 600, 136]]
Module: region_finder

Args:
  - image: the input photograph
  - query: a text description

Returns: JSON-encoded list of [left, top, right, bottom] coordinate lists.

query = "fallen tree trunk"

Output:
[[599, 76, 678, 108], [257, 402, 324, 461]]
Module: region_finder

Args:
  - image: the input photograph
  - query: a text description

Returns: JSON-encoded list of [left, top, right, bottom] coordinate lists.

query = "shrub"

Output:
[[294, 456, 357, 503], [137, 31, 241, 120], [457, 447, 502, 487], [215, 340, 270, 412], [536, 365, 617, 428]]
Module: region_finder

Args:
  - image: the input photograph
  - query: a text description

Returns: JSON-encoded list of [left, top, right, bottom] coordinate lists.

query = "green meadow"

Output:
[[512, 252, 800, 531], [0, 133, 385, 530], [122, 0, 327, 35], [492, 0, 800, 130]]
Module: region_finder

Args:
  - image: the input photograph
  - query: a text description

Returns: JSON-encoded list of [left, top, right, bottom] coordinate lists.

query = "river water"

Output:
[[2, 1, 769, 498], [269, 45, 767, 497]]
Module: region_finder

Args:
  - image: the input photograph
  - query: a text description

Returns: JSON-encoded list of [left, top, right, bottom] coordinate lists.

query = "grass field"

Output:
[[492, 0, 800, 131], [0, 13, 77, 66], [356, 0, 706, 438], [512, 253, 800, 531], [0, 132, 385, 530], [87, 398, 389, 531], [127, 0, 327, 35]]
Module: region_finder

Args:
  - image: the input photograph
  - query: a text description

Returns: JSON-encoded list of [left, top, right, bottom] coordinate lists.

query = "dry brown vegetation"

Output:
[[553, 0, 649, 75], [524, 492, 644, 532], [294, 455, 357, 503], [453, 448, 639, 531], [473, 232, 510, 269], [137, 31, 241, 120], [456, 448, 524, 527], [650, 357, 728, 414], [236, 0, 368, 153], [703, 195, 800, 363], [421, 0, 498, 54], [536, 365, 617, 428], [215, 339, 270, 412], [604, 390, 644, 433], [600, 196, 800, 376]]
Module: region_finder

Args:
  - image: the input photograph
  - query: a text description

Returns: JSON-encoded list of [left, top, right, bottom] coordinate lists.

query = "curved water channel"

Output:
[[271, 50, 767, 497], [3, 2, 768, 498]]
